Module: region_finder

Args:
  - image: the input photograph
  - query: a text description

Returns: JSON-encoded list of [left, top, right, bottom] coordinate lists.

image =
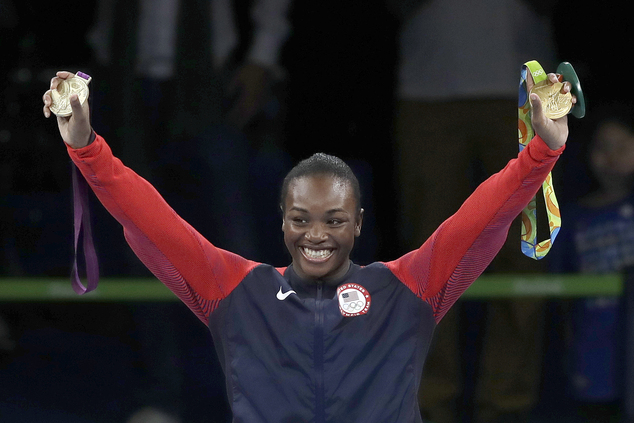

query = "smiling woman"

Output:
[[281, 158, 364, 282], [43, 69, 571, 422]]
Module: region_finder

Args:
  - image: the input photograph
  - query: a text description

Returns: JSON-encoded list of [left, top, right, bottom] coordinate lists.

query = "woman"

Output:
[[43, 70, 572, 422]]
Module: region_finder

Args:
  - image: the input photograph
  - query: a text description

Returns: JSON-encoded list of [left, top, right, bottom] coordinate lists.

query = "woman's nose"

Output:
[[305, 223, 327, 241]]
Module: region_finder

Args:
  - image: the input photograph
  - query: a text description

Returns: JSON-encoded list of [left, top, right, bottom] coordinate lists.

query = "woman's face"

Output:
[[281, 174, 363, 282]]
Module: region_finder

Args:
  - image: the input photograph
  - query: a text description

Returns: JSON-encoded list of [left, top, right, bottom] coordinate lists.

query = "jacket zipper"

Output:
[[314, 281, 325, 423]]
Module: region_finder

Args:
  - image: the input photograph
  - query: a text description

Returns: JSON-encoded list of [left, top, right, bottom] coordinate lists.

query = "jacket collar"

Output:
[[285, 262, 359, 300]]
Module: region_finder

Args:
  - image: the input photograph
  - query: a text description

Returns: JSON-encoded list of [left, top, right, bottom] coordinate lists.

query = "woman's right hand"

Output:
[[43, 71, 93, 149]]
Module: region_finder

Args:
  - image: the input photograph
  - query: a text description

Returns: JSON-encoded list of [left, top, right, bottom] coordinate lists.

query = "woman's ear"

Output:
[[280, 205, 286, 231], [355, 208, 364, 237]]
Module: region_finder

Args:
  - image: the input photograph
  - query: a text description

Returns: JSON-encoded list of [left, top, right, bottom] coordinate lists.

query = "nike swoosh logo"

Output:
[[277, 286, 297, 301]]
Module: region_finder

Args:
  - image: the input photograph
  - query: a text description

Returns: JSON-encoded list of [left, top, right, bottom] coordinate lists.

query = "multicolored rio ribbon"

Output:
[[518, 60, 585, 259], [518, 60, 559, 259]]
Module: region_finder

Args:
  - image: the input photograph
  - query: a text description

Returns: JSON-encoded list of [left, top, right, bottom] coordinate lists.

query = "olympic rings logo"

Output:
[[531, 69, 545, 78], [342, 300, 365, 312]]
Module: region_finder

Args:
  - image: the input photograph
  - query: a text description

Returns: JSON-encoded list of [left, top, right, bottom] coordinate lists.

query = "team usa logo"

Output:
[[337, 283, 371, 317]]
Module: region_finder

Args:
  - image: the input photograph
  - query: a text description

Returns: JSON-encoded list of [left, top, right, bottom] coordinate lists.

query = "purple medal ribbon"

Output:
[[70, 71, 99, 294], [71, 164, 99, 294]]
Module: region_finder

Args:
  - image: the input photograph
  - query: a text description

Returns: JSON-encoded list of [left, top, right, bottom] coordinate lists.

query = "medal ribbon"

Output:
[[518, 60, 561, 259], [71, 162, 99, 294], [70, 71, 99, 294]]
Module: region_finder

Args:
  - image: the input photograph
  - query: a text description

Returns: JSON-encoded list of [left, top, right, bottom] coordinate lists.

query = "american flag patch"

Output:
[[342, 291, 359, 302], [337, 283, 371, 317]]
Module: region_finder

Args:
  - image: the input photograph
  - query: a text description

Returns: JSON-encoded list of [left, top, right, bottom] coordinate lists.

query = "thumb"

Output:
[[69, 93, 90, 126], [69, 94, 84, 116], [67, 94, 92, 148], [529, 93, 543, 116], [529, 92, 548, 131]]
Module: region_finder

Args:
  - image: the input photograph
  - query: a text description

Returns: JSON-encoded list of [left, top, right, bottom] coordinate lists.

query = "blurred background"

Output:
[[0, 0, 632, 422]]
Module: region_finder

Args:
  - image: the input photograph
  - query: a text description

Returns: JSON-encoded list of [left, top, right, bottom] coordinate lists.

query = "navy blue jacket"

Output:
[[209, 263, 434, 422]]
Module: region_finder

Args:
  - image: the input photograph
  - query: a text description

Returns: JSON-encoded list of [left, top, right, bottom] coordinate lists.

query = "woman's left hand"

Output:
[[527, 72, 577, 150]]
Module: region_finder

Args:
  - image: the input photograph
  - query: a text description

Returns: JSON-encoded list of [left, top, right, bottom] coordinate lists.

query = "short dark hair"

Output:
[[280, 153, 361, 213]]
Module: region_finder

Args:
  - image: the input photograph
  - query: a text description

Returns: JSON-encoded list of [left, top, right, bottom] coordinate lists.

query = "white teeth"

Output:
[[302, 248, 333, 260]]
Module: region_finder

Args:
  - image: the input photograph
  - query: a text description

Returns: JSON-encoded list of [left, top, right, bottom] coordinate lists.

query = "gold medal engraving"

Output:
[[50, 76, 91, 117], [530, 81, 573, 120]]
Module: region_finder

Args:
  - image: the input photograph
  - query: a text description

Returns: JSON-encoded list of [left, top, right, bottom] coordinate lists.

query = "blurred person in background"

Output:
[[549, 102, 634, 422]]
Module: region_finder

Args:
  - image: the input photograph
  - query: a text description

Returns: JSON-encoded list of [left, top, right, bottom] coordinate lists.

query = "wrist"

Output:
[[531, 135, 565, 157], [87, 130, 96, 146], [68, 129, 95, 149], [541, 132, 567, 151]]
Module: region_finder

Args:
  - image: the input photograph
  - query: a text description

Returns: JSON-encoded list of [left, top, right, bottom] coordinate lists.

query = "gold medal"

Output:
[[49, 74, 91, 117], [529, 80, 573, 120]]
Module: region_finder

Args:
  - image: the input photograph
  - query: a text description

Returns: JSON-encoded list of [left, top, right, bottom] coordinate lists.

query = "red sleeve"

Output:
[[384, 136, 564, 322], [67, 134, 259, 324]]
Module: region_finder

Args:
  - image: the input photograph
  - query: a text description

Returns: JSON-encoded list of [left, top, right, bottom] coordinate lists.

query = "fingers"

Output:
[[544, 73, 577, 105], [562, 81, 577, 104], [526, 72, 559, 93], [545, 73, 573, 94], [56, 71, 75, 78], [44, 71, 79, 118], [42, 90, 52, 118], [50, 71, 75, 90], [44, 71, 74, 118], [547, 73, 560, 84]]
